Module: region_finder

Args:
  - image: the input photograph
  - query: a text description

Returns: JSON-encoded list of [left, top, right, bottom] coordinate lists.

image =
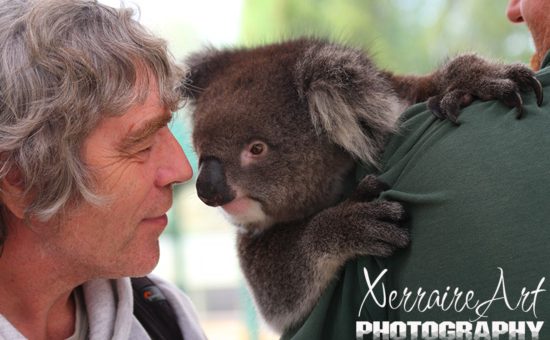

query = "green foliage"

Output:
[[241, 0, 533, 74]]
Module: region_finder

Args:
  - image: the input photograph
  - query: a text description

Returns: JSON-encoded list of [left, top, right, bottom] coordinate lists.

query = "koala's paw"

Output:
[[427, 53, 543, 124], [349, 175, 390, 202], [343, 199, 410, 257]]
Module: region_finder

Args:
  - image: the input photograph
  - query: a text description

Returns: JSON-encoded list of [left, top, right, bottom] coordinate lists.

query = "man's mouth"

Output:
[[142, 214, 168, 227]]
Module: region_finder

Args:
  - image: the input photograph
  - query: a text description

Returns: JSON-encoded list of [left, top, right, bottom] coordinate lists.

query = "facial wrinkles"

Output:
[[88, 114, 171, 192]]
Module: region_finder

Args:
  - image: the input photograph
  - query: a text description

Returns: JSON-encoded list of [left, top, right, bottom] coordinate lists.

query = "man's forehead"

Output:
[[118, 84, 168, 135]]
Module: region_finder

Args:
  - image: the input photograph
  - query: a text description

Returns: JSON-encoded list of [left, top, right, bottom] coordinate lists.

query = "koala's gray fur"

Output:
[[294, 42, 407, 165], [184, 38, 541, 333]]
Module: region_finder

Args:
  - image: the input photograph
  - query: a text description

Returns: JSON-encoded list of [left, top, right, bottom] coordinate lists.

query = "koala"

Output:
[[184, 38, 542, 333]]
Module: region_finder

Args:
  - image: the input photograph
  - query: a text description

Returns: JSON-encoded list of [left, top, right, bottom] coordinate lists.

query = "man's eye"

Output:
[[134, 145, 153, 157], [139, 146, 152, 153]]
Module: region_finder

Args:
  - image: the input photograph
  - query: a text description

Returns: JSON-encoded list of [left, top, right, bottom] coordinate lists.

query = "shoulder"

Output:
[[380, 71, 550, 187]]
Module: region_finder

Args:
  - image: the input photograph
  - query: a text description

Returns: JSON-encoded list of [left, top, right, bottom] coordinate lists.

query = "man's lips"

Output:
[[142, 214, 168, 226]]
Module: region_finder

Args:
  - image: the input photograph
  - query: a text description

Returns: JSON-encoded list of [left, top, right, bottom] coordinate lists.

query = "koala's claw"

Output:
[[523, 76, 544, 107], [368, 201, 408, 224], [505, 66, 544, 107], [428, 55, 543, 123], [364, 218, 410, 255], [328, 193, 410, 258], [349, 175, 390, 202], [501, 65, 543, 118], [534, 78, 544, 106], [352, 200, 410, 249], [427, 90, 473, 126], [504, 91, 525, 119]]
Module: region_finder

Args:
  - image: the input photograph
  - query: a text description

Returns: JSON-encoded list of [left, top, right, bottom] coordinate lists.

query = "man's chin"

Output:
[[112, 242, 161, 279]]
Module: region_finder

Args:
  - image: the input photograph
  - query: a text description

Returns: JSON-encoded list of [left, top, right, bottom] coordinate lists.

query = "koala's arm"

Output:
[[301, 176, 408, 259], [383, 53, 543, 122], [237, 176, 408, 333]]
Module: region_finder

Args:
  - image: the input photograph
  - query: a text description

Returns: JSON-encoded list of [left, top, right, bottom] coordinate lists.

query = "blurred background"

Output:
[[99, 1, 534, 339]]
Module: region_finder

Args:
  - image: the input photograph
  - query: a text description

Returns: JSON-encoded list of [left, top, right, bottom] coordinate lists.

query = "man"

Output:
[[283, 1, 550, 339], [0, 0, 205, 339], [507, 0, 548, 71]]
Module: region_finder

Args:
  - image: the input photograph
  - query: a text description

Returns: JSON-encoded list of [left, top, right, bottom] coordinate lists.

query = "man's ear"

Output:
[[294, 40, 405, 166], [1, 168, 27, 220]]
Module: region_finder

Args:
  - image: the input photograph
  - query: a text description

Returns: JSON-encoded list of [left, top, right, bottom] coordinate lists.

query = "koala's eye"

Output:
[[241, 141, 268, 166], [249, 142, 265, 155], [246, 141, 268, 157]]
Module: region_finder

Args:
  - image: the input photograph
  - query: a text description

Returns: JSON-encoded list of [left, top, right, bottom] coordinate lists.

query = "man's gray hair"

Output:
[[0, 0, 185, 247]]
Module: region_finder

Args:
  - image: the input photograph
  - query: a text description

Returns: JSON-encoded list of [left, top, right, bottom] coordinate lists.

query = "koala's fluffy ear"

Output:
[[181, 47, 232, 101], [294, 42, 406, 166]]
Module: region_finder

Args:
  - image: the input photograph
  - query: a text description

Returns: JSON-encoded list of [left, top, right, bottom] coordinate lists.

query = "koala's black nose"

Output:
[[196, 157, 235, 206]]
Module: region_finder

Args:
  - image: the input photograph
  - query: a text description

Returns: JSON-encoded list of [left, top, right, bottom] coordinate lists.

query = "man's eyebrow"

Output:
[[119, 113, 172, 150]]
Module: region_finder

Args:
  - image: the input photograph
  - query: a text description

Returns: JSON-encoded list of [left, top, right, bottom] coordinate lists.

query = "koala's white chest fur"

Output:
[[219, 197, 273, 233]]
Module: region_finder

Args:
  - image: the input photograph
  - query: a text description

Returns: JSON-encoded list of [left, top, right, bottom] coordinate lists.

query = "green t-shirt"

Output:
[[282, 53, 550, 340]]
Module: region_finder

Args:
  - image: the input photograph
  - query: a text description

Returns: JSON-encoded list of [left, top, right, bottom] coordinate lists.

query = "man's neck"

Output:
[[530, 26, 550, 71], [0, 221, 82, 340]]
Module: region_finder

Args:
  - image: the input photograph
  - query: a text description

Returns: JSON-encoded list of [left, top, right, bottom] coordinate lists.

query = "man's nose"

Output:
[[506, 0, 523, 23], [155, 127, 193, 187]]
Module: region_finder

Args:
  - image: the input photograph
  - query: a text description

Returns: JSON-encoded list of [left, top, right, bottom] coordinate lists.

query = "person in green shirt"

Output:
[[283, 0, 550, 339]]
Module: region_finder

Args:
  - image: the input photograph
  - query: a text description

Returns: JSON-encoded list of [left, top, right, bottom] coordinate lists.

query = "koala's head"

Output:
[[185, 38, 402, 234]]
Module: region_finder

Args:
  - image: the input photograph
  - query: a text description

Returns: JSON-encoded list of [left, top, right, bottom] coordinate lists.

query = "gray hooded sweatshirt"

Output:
[[0, 276, 207, 340]]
